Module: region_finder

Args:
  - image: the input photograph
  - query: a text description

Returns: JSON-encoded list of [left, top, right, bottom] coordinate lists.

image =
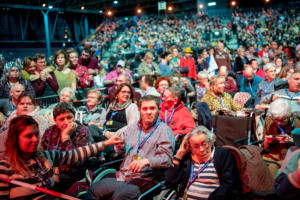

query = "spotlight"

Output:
[[231, 1, 237, 7], [48, 5, 53, 9], [265, 0, 270, 3], [137, 8, 142, 14], [113, 0, 118, 4], [107, 10, 113, 16], [167, 6, 173, 12], [199, 4, 204, 9], [99, 10, 103, 14], [42, 3, 46, 8], [81, 6, 85, 11]]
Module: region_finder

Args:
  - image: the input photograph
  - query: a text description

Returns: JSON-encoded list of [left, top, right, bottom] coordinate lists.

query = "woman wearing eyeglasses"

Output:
[[0, 62, 35, 98], [105, 83, 140, 135], [165, 126, 242, 200]]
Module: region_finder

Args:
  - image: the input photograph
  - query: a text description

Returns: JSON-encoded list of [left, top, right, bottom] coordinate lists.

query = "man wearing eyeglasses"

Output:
[[261, 70, 300, 115]]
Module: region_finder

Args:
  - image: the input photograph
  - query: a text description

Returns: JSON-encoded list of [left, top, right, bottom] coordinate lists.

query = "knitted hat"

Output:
[[3, 61, 22, 76]]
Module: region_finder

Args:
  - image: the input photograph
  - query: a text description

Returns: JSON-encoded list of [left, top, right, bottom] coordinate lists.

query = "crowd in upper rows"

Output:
[[0, 5, 300, 200]]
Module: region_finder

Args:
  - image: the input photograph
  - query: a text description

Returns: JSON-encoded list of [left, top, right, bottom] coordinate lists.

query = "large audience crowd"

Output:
[[0, 6, 300, 200]]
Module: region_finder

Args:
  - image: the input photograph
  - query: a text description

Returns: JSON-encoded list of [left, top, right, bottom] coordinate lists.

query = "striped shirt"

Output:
[[186, 150, 220, 200], [0, 142, 104, 199]]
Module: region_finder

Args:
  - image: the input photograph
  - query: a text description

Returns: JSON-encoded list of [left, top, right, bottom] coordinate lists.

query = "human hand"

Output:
[[272, 94, 279, 102], [176, 134, 190, 159], [60, 122, 77, 142], [103, 135, 123, 146], [40, 71, 46, 81], [128, 159, 150, 173]]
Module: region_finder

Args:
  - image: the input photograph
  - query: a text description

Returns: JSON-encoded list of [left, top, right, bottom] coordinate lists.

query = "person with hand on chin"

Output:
[[0, 115, 121, 200], [41, 102, 90, 191], [165, 126, 242, 200], [86, 95, 175, 200]]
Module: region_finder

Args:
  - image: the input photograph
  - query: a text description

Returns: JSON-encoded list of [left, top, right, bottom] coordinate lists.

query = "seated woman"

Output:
[[0, 61, 35, 98], [0, 115, 121, 199], [5, 92, 48, 133], [0, 93, 48, 156], [165, 126, 242, 200], [53, 50, 76, 94], [154, 76, 172, 104], [105, 83, 139, 135], [77, 89, 107, 142], [41, 87, 75, 125], [195, 71, 209, 102], [263, 99, 300, 163], [201, 75, 242, 115], [41, 102, 90, 191], [255, 63, 282, 106]]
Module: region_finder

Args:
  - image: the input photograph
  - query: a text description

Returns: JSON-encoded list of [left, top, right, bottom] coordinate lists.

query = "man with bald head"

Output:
[[0, 83, 24, 119], [218, 66, 238, 94], [240, 66, 263, 107]]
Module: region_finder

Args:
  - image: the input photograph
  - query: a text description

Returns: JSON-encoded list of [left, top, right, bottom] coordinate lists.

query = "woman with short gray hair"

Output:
[[262, 99, 300, 167], [165, 126, 242, 200], [255, 63, 282, 107]]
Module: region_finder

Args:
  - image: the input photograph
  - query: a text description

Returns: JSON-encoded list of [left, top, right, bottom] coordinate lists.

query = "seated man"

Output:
[[240, 66, 263, 108], [77, 89, 107, 142], [218, 65, 238, 95], [139, 75, 160, 97], [41, 102, 90, 191], [166, 126, 242, 200], [201, 75, 242, 115], [86, 95, 175, 199], [0, 83, 24, 118], [159, 86, 196, 136], [104, 60, 132, 92], [261, 70, 300, 116]]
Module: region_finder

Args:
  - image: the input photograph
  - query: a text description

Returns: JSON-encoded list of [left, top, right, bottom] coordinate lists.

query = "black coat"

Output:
[[165, 147, 243, 200]]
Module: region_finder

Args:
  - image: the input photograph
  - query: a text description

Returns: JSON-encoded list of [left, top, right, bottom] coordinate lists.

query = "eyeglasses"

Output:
[[10, 69, 19, 73], [159, 83, 169, 87], [273, 117, 289, 123]]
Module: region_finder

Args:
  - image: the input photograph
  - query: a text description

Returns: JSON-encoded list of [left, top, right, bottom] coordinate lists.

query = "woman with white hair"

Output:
[[255, 63, 283, 106], [166, 126, 242, 200], [263, 99, 300, 162], [195, 71, 209, 102]]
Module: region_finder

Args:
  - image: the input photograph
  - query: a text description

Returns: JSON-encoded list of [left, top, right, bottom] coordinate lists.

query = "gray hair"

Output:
[[60, 87, 75, 100], [263, 63, 276, 72], [269, 99, 291, 118], [287, 69, 300, 80], [166, 86, 183, 101], [186, 126, 216, 148], [197, 71, 208, 79]]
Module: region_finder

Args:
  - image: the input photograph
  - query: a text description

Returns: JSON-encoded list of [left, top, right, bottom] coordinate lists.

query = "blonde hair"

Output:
[[209, 75, 225, 92], [143, 52, 154, 61]]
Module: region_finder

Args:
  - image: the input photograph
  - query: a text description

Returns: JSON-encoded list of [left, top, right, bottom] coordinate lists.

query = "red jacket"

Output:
[[180, 56, 197, 80], [159, 101, 196, 136]]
